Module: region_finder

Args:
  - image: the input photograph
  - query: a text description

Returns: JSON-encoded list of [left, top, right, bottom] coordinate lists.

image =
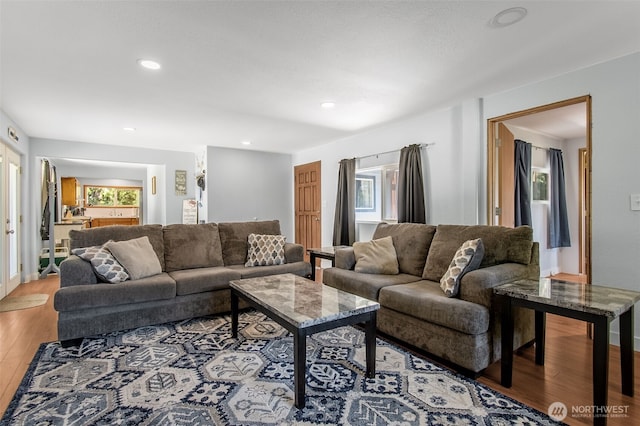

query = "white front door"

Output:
[[1, 142, 21, 299]]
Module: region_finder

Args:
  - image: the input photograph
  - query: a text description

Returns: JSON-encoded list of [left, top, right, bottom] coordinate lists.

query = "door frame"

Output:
[[486, 95, 592, 283]]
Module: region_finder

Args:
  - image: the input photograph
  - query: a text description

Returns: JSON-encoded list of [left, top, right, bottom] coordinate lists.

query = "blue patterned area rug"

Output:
[[1, 311, 559, 425]]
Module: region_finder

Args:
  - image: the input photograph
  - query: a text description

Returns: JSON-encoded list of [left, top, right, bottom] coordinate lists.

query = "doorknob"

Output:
[[6, 229, 14, 234], [5, 219, 14, 234]]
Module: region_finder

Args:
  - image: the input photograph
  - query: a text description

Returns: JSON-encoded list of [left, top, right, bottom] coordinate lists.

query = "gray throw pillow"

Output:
[[440, 238, 484, 297], [72, 244, 130, 283], [353, 236, 399, 275], [105, 236, 162, 280]]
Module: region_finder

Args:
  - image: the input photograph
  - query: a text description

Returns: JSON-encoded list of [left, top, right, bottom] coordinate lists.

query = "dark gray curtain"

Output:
[[514, 139, 532, 226], [549, 148, 571, 248], [333, 158, 356, 246], [398, 144, 426, 223]]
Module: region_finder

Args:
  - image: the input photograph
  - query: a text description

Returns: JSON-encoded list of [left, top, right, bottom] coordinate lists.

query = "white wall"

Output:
[[295, 52, 640, 348], [483, 52, 640, 347], [206, 146, 294, 239], [293, 101, 483, 246]]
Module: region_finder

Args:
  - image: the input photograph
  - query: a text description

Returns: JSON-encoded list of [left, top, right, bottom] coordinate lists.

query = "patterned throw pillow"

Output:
[[440, 238, 484, 297], [245, 234, 287, 267], [72, 243, 130, 283]]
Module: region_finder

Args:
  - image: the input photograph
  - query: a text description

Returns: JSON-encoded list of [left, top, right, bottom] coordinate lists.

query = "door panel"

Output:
[[1, 144, 21, 299], [294, 161, 321, 264], [497, 122, 515, 227]]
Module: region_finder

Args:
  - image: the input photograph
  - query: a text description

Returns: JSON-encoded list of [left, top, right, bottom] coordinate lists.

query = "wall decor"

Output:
[[7, 126, 19, 143], [175, 170, 187, 195], [151, 176, 157, 195]]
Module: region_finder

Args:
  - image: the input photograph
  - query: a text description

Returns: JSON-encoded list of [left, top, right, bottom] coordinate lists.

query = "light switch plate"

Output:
[[630, 194, 640, 211]]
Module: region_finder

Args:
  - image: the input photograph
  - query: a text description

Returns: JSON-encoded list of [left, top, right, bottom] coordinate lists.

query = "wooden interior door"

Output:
[[497, 122, 515, 227], [294, 161, 321, 262]]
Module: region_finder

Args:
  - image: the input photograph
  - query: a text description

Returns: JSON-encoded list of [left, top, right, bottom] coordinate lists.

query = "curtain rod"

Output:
[[357, 143, 434, 161], [532, 144, 549, 151]]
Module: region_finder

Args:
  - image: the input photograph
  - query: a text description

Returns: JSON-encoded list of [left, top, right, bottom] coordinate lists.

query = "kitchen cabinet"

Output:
[[61, 177, 80, 206], [90, 217, 140, 228]]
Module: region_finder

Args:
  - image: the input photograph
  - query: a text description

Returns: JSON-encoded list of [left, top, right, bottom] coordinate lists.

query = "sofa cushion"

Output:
[[169, 267, 241, 296], [245, 234, 286, 266], [353, 236, 399, 274], [218, 220, 281, 266], [105, 236, 162, 280], [72, 244, 130, 283], [53, 272, 176, 311], [322, 267, 421, 301], [440, 238, 484, 297], [379, 281, 490, 335], [163, 223, 224, 272], [70, 224, 166, 271], [372, 223, 437, 276], [423, 225, 533, 282]]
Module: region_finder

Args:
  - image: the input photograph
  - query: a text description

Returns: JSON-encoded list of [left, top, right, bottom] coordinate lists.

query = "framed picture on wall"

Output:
[[175, 170, 187, 195], [356, 174, 376, 211]]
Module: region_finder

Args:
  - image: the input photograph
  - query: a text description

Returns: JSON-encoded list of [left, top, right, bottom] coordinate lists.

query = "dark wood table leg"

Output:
[[535, 310, 546, 365], [619, 306, 634, 396], [294, 329, 307, 409], [309, 253, 317, 281], [593, 316, 610, 426], [365, 312, 377, 378], [231, 290, 239, 338], [500, 295, 514, 388]]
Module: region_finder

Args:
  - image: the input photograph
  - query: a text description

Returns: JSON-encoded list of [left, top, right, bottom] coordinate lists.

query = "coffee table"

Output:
[[229, 273, 380, 409], [494, 278, 639, 426]]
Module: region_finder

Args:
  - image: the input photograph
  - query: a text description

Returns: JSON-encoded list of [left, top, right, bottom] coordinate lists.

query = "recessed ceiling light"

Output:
[[123, 127, 136, 131], [321, 101, 336, 109], [488, 7, 527, 28], [241, 140, 251, 146], [137, 59, 161, 70]]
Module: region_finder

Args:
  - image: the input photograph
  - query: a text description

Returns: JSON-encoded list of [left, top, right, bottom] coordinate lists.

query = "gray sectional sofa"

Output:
[[54, 220, 311, 343], [323, 223, 539, 374]]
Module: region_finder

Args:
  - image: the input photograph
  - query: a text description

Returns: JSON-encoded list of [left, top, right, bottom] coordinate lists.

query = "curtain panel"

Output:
[[398, 144, 426, 223], [514, 139, 532, 227], [549, 148, 571, 248], [332, 158, 356, 246]]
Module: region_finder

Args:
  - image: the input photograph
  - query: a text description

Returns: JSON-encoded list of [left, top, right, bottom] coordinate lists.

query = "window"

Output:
[[85, 185, 141, 207], [355, 164, 399, 222], [532, 170, 549, 201]]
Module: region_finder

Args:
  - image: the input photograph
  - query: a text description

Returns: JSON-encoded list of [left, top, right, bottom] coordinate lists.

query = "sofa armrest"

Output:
[[459, 263, 532, 309], [60, 255, 98, 287], [284, 242, 304, 263], [334, 247, 356, 270]]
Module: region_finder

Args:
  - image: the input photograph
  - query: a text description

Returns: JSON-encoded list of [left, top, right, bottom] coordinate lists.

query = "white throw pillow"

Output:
[[353, 236, 399, 275], [105, 236, 162, 280], [245, 234, 287, 267], [440, 238, 484, 297]]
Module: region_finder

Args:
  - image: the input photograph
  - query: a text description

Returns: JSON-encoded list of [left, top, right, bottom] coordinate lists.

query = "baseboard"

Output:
[[609, 330, 640, 351]]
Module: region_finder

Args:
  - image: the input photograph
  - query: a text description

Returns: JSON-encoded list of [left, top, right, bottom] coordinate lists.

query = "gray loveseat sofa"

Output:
[[55, 220, 311, 343], [323, 223, 539, 374]]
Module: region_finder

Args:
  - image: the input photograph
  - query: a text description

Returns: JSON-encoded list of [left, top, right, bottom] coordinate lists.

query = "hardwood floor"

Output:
[[0, 274, 637, 425]]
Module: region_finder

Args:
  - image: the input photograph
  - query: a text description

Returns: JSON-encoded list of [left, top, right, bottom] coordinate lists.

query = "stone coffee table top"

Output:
[[494, 278, 640, 318], [229, 273, 379, 329]]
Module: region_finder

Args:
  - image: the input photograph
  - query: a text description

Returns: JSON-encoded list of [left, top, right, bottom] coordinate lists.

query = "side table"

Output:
[[307, 246, 348, 281], [494, 278, 639, 426]]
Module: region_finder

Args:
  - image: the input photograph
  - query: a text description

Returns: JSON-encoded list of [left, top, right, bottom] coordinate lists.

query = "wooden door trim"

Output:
[[486, 95, 592, 282]]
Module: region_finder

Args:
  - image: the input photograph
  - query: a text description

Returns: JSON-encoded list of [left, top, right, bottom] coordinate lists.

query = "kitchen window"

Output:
[[84, 185, 141, 207]]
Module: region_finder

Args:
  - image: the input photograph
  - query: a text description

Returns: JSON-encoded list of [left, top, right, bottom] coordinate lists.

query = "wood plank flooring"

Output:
[[0, 274, 637, 425]]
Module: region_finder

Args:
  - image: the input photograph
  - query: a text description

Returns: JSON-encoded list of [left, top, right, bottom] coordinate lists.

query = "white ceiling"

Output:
[[1, 1, 639, 154]]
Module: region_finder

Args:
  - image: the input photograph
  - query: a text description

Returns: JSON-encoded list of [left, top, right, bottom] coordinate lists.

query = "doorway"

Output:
[[487, 95, 592, 283], [294, 161, 321, 264], [1, 142, 22, 300]]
